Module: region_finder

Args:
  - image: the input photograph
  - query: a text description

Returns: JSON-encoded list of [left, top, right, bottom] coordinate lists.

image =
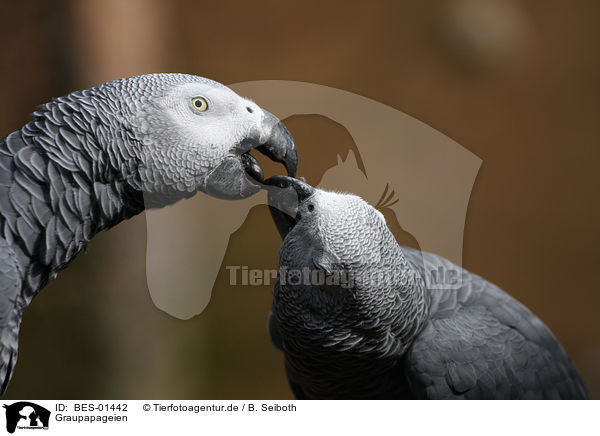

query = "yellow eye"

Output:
[[192, 97, 208, 112]]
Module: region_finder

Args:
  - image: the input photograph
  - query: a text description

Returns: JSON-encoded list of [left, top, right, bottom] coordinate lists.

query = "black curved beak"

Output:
[[242, 111, 298, 184], [264, 176, 316, 239], [258, 112, 298, 178]]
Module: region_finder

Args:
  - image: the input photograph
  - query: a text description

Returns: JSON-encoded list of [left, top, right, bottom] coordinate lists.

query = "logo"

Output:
[[3, 402, 50, 433], [143, 80, 482, 319]]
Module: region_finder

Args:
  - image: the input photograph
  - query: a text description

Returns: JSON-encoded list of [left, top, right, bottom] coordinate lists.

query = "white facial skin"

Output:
[[163, 81, 266, 158], [131, 77, 278, 200]]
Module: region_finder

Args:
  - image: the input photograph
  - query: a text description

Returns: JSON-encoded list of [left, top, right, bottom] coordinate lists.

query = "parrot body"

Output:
[[0, 73, 297, 394], [266, 177, 589, 399]]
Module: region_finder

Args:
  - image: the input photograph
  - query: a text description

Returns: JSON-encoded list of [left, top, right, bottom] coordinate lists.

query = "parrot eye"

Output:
[[307, 204, 314, 212], [191, 97, 209, 112]]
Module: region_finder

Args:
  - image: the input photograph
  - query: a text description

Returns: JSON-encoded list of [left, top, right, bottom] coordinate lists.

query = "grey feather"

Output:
[[267, 181, 589, 399], [267, 312, 283, 352], [0, 73, 297, 395]]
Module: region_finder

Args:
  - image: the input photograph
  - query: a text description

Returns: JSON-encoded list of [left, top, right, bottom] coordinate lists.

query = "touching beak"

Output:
[[258, 111, 298, 178], [264, 176, 316, 239], [205, 111, 298, 200], [242, 111, 298, 184]]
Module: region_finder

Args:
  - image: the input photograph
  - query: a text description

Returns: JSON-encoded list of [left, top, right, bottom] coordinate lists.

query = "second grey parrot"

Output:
[[265, 176, 588, 399], [0, 73, 297, 395]]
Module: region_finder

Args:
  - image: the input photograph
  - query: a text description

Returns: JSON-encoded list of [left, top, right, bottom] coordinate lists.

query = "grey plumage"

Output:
[[0, 73, 297, 395], [266, 176, 589, 399]]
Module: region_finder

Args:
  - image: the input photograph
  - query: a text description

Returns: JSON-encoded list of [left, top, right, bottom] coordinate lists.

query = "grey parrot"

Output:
[[0, 73, 297, 394], [265, 176, 589, 399]]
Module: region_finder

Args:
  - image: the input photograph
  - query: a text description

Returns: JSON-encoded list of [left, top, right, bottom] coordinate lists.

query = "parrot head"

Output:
[[95, 73, 297, 203], [265, 176, 407, 313]]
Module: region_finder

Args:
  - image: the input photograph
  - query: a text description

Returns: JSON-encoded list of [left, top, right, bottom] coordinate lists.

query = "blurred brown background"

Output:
[[1, 0, 598, 399]]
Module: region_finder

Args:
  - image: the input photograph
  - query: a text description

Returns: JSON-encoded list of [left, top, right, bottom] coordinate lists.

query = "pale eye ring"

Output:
[[192, 97, 208, 112]]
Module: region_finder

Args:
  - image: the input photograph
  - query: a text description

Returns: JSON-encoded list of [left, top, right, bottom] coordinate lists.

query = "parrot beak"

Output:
[[257, 111, 298, 178], [210, 111, 297, 200], [242, 111, 298, 184], [264, 175, 316, 240]]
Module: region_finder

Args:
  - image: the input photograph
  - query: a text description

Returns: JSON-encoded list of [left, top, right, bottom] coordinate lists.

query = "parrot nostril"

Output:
[[246, 106, 253, 113]]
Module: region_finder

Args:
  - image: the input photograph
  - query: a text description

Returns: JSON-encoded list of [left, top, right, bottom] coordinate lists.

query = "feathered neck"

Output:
[[0, 91, 145, 300], [274, 242, 429, 359]]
